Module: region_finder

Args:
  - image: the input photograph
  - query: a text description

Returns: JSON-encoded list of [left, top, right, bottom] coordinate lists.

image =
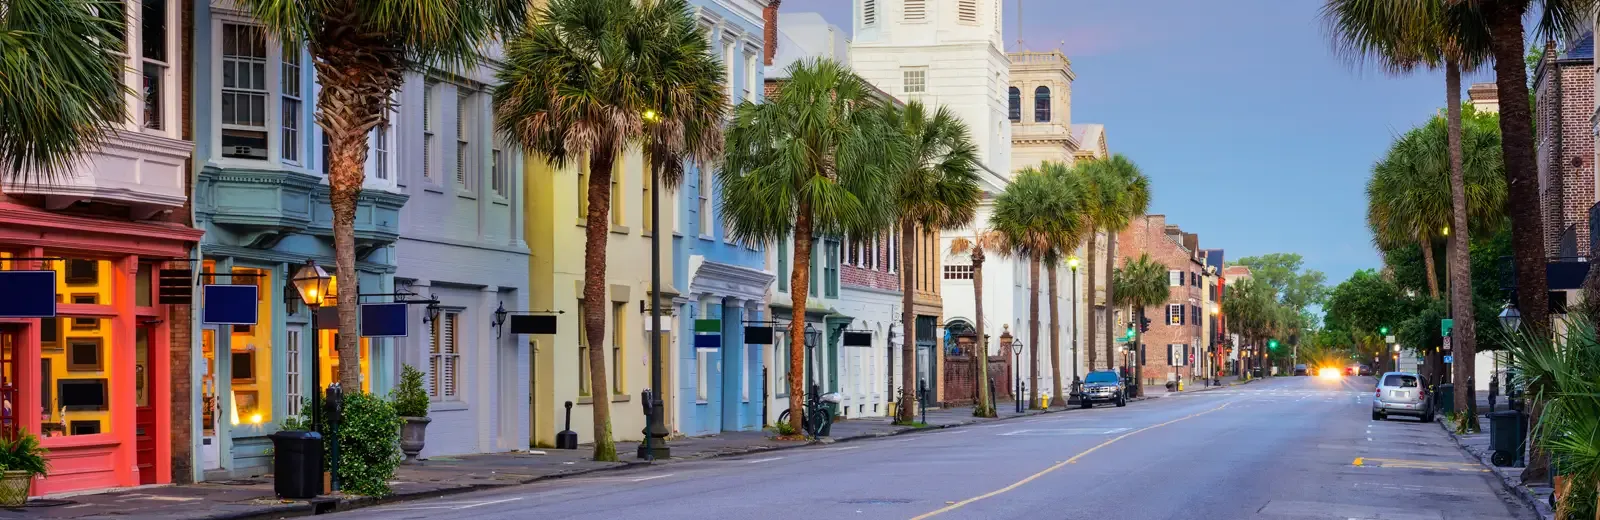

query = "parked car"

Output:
[[1080, 370, 1127, 408], [1293, 364, 1309, 376], [1358, 364, 1373, 376], [1372, 372, 1434, 422]]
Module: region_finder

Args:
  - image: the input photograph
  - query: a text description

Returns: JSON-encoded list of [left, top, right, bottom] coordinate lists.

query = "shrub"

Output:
[[331, 392, 402, 496], [0, 434, 48, 476], [390, 365, 430, 418], [768, 420, 797, 437]]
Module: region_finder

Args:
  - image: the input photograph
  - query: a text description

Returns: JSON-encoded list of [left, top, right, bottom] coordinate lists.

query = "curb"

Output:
[[201, 404, 1071, 519], [1435, 419, 1554, 520]]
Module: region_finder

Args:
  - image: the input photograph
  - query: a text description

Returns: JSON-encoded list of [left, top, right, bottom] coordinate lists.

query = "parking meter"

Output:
[[326, 383, 343, 492]]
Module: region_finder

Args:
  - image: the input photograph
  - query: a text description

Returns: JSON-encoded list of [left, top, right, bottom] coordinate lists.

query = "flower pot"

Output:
[[0, 470, 33, 507], [399, 416, 431, 464]]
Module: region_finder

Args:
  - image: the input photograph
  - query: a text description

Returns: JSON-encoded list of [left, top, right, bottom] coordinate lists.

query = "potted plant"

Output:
[[0, 433, 48, 507], [390, 364, 430, 463]]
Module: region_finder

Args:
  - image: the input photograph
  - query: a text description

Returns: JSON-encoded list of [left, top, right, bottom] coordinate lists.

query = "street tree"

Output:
[[0, 0, 129, 183], [991, 168, 1089, 408], [1224, 277, 1278, 378], [718, 58, 898, 434], [881, 100, 981, 423], [1077, 155, 1150, 373], [1113, 253, 1169, 396], [495, 0, 724, 460], [950, 231, 1005, 418]]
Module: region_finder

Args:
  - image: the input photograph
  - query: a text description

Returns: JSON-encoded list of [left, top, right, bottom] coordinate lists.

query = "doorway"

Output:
[[200, 327, 221, 471], [0, 324, 18, 441], [135, 325, 155, 484]]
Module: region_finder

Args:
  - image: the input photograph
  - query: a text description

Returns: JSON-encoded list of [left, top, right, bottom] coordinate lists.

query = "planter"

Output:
[[0, 470, 33, 507], [399, 416, 431, 464]]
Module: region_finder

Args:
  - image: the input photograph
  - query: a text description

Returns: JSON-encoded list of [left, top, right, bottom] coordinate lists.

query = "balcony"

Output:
[[2, 129, 192, 216], [197, 166, 406, 254]]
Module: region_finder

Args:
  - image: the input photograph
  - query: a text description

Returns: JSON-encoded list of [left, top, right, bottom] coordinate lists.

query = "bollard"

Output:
[[556, 401, 578, 449], [918, 379, 928, 425]]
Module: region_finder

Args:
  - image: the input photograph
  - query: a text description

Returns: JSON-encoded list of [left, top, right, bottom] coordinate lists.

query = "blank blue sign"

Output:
[[202, 285, 259, 325], [0, 271, 57, 318], [1443, 355, 1453, 364], [360, 303, 408, 337], [694, 334, 721, 350]]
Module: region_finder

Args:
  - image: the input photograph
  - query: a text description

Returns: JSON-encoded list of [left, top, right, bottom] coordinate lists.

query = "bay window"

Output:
[[280, 48, 303, 163], [220, 23, 269, 160]]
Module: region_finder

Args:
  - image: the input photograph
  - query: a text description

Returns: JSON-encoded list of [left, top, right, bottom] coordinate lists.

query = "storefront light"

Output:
[[291, 260, 333, 308]]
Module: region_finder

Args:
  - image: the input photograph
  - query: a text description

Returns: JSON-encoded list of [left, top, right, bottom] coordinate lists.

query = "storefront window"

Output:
[[227, 267, 272, 426], [318, 331, 371, 394], [42, 319, 113, 438], [201, 329, 217, 436], [135, 263, 153, 307]]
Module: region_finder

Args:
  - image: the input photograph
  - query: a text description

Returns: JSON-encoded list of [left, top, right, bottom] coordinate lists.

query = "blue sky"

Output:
[[782, 0, 1487, 284]]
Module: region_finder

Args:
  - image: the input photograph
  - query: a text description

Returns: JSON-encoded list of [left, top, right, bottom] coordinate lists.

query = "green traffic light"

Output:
[[1127, 327, 1135, 337], [1379, 326, 1389, 335]]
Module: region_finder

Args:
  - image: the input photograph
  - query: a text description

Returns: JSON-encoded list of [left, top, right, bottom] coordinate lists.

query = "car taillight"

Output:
[[1375, 388, 1382, 398]]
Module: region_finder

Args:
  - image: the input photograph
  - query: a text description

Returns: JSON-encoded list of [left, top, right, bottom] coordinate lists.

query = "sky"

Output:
[[780, 0, 1491, 285]]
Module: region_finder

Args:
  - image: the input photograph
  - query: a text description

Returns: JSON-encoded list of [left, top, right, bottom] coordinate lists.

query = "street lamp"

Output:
[[290, 261, 333, 432], [1067, 256, 1081, 403], [1498, 302, 1522, 334], [640, 107, 670, 460], [1011, 337, 1025, 413]]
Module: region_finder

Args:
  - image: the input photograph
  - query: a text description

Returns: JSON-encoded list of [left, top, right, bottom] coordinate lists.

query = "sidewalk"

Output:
[[1437, 395, 1556, 520], [6, 403, 1061, 519], [1141, 375, 1249, 398]]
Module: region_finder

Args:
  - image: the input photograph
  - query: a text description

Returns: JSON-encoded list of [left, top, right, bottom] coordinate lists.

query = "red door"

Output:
[[135, 326, 155, 485]]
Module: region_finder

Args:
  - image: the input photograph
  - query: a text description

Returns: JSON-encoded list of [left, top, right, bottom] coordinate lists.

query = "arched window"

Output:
[[1034, 86, 1051, 123], [1007, 87, 1020, 122]]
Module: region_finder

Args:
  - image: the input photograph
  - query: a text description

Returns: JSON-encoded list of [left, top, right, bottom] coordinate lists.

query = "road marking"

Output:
[[631, 473, 676, 482], [744, 457, 784, 464], [997, 427, 1130, 436], [385, 498, 525, 511], [910, 401, 1235, 519], [1352, 457, 1488, 472], [819, 445, 860, 452]]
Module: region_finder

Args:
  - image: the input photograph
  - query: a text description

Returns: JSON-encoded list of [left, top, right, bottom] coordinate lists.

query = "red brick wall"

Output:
[[1537, 59, 1596, 257], [841, 230, 902, 292], [169, 0, 196, 483], [1116, 215, 1205, 386]]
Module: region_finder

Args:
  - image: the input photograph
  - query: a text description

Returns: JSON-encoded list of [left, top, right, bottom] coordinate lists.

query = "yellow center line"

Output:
[[910, 401, 1236, 520]]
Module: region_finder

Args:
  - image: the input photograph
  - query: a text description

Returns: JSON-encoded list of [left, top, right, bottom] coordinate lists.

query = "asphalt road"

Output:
[[333, 376, 1533, 520]]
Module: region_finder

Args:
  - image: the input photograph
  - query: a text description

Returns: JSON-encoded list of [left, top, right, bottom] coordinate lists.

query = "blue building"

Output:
[[671, 0, 774, 436], [190, 3, 406, 481]]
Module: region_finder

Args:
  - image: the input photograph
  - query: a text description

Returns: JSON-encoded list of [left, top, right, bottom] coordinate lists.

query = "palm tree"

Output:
[[1324, 0, 1497, 430], [992, 169, 1089, 408], [0, 0, 128, 183], [495, 0, 724, 461], [950, 231, 1004, 417], [1473, 0, 1591, 336], [1113, 252, 1169, 397], [1080, 155, 1150, 373], [718, 59, 898, 433], [881, 100, 982, 423], [1224, 277, 1278, 379]]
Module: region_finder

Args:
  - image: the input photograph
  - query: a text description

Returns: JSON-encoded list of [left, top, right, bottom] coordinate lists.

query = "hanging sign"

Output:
[[359, 303, 408, 337], [158, 268, 192, 305], [744, 326, 774, 345], [202, 285, 258, 325], [510, 314, 558, 335], [0, 271, 57, 318], [843, 331, 872, 347], [694, 334, 721, 349], [694, 319, 721, 333]]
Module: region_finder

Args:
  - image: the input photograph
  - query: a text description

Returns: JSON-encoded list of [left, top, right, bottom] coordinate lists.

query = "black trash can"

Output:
[[1436, 384, 1455, 416], [269, 430, 324, 499], [1488, 410, 1525, 467]]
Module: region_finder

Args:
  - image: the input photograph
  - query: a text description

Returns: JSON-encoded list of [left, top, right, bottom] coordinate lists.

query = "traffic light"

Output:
[[1126, 326, 1135, 340], [1379, 326, 1389, 335], [1268, 339, 1279, 350], [1139, 316, 1151, 333]]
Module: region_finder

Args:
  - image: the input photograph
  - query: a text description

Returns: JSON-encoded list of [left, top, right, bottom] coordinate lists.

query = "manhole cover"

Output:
[[840, 498, 914, 505], [214, 479, 267, 486], [21, 499, 74, 508]]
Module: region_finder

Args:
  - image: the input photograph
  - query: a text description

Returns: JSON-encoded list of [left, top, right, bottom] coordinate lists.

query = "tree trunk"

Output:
[[1446, 62, 1479, 431], [787, 202, 814, 434], [1421, 234, 1440, 299], [579, 149, 618, 461], [972, 247, 994, 417], [1104, 232, 1119, 372], [328, 141, 363, 394], [1028, 256, 1041, 409], [898, 222, 918, 423], [1048, 261, 1063, 406], [1085, 231, 1100, 370]]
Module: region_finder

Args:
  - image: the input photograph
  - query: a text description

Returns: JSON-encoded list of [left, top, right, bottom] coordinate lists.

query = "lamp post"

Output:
[[638, 109, 671, 460], [1068, 256, 1081, 403], [1011, 337, 1025, 413], [290, 260, 333, 432]]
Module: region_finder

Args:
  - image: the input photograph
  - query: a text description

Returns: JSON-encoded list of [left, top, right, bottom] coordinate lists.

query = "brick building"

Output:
[[1116, 215, 1207, 388], [1534, 32, 1596, 257]]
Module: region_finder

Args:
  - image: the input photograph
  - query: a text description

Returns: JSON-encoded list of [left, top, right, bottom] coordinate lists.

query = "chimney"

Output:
[[764, 1, 781, 66]]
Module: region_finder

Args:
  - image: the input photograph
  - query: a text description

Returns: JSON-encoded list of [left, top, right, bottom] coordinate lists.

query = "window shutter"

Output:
[[428, 319, 441, 397], [958, 0, 977, 23], [863, 0, 876, 25], [905, 0, 926, 20], [443, 313, 458, 397], [1169, 270, 1180, 286]]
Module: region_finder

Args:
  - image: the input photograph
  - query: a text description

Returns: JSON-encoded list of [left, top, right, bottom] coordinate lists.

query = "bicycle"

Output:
[[777, 384, 839, 438]]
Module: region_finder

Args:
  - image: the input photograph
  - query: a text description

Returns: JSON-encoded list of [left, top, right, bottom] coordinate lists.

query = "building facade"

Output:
[[391, 57, 531, 457], [1534, 32, 1596, 258], [1116, 215, 1205, 388], [191, 1, 407, 480], [671, 0, 773, 437], [0, 0, 200, 497]]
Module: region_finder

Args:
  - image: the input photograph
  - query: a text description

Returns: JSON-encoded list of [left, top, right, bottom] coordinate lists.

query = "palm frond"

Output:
[[990, 165, 1089, 262]]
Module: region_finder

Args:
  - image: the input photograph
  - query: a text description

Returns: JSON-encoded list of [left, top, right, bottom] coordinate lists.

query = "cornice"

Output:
[[0, 202, 203, 244]]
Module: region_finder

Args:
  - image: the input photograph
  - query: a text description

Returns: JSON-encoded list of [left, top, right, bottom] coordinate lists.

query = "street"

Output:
[[331, 377, 1531, 520]]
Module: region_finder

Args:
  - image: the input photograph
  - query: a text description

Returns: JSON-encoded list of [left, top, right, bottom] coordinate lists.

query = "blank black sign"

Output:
[[843, 331, 872, 347], [510, 314, 557, 335], [744, 326, 774, 345]]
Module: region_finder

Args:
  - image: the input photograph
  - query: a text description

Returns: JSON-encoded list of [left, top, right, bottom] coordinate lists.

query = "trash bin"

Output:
[[1436, 384, 1455, 416], [269, 430, 324, 499], [1488, 410, 1525, 467]]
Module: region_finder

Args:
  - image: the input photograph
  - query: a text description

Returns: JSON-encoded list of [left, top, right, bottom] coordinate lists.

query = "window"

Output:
[[944, 264, 974, 280], [577, 153, 590, 217], [491, 144, 507, 198], [958, 0, 978, 23], [1168, 304, 1183, 325], [905, 0, 926, 21], [612, 303, 626, 395], [745, 53, 758, 103], [1008, 87, 1021, 122], [1169, 270, 1182, 286], [696, 349, 709, 402], [903, 68, 926, 95], [698, 170, 712, 237], [423, 81, 436, 182], [742, 344, 751, 402], [280, 48, 302, 163], [778, 237, 789, 292], [610, 158, 623, 226], [825, 240, 840, 298], [775, 332, 790, 397], [577, 301, 590, 395], [724, 40, 736, 106], [809, 239, 819, 297], [863, 0, 876, 25], [226, 267, 274, 424], [220, 23, 269, 160], [285, 326, 302, 416], [320, 132, 330, 175], [456, 90, 472, 189], [373, 123, 390, 180], [888, 233, 898, 274], [141, 0, 169, 130], [1034, 86, 1052, 123], [429, 311, 460, 400]]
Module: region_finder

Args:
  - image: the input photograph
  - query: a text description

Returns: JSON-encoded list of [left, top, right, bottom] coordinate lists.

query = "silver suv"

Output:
[[1372, 372, 1434, 422]]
